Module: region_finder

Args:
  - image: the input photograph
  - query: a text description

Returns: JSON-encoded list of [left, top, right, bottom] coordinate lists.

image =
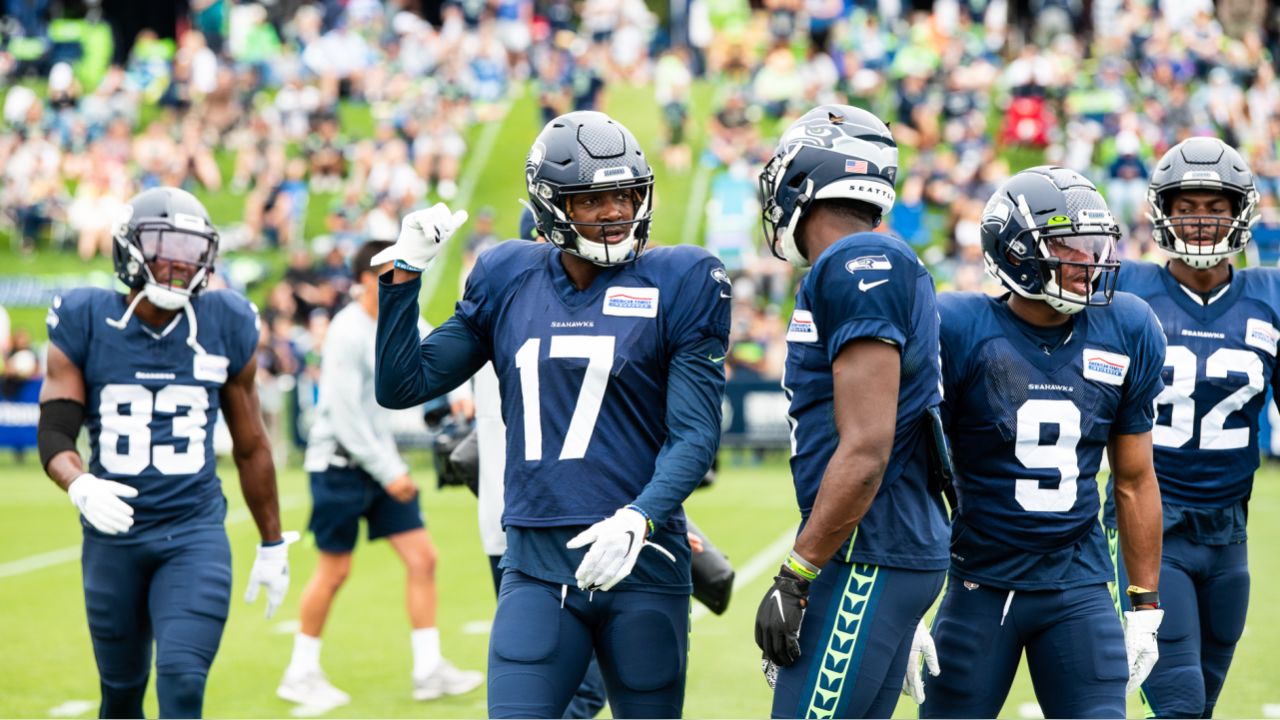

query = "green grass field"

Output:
[[3, 80, 1279, 718], [2, 455, 1280, 719]]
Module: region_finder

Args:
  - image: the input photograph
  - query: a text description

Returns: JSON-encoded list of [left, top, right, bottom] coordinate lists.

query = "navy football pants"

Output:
[[488, 557, 607, 719], [921, 579, 1127, 719], [81, 526, 232, 719], [487, 570, 688, 719], [1110, 528, 1250, 718], [771, 562, 944, 719]]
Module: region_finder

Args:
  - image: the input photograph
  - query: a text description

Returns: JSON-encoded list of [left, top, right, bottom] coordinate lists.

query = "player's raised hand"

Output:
[[567, 505, 675, 591], [902, 619, 940, 704], [1124, 608, 1163, 694], [754, 565, 810, 667], [245, 530, 301, 619], [68, 473, 138, 535], [370, 203, 469, 272]]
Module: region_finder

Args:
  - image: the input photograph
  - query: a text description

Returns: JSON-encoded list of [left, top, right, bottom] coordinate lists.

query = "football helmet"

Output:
[[112, 187, 219, 311], [981, 166, 1120, 315], [524, 111, 653, 265], [1147, 137, 1258, 269], [759, 104, 898, 269]]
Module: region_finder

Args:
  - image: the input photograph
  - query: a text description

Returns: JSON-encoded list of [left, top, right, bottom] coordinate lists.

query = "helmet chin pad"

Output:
[[1168, 234, 1231, 269], [570, 225, 641, 266], [143, 282, 192, 310], [1044, 293, 1087, 315]]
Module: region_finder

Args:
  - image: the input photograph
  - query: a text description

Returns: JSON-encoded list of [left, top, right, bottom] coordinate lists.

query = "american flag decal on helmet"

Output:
[[845, 159, 868, 173]]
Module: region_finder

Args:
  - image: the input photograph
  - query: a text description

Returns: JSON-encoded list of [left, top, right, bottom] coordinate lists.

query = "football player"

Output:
[[38, 187, 292, 718], [278, 240, 482, 708], [921, 167, 1166, 719], [1105, 137, 1271, 717], [372, 110, 730, 718], [752, 105, 951, 718]]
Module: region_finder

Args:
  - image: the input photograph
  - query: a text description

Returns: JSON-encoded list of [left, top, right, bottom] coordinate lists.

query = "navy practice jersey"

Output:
[[783, 231, 950, 571], [47, 288, 260, 542], [939, 292, 1165, 589], [455, 240, 730, 533], [1110, 261, 1280, 510]]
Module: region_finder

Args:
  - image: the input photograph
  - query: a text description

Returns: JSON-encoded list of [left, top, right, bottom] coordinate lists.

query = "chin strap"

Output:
[[183, 302, 207, 356], [105, 292, 146, 330], [104, 288, 207, 356]]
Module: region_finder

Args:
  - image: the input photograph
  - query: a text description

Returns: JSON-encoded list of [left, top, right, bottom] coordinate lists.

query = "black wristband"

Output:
[[1127, 590, 1160, 608]]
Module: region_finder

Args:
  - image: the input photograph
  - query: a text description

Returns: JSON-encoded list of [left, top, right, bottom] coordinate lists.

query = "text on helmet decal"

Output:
[[593, 167, 634, 182], [1181, 170, 1223, 187], [1076, 208, 1115, 225], [172, 213, 206, 233]]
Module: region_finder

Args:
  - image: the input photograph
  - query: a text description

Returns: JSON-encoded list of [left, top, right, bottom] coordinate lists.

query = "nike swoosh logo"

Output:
[[707, 355, 726, 363], [770, 588, 786, 622], [859, 278, 889, 292], [622, 530, 637, 557]]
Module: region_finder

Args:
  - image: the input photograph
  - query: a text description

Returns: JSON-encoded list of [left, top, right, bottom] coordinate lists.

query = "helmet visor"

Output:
[[1043, 232, 1115, 265], [1038, 231, 1119, 305], [138, 228, 216, 266]]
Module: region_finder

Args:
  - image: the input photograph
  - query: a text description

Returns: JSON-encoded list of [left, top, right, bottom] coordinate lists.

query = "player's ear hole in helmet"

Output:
[[1147, 136, 1259, 270], [112, 187, 220, 312], [759, 104, 898, 269], [524, 111, 654, 266], [981, 166, 1121, 316]]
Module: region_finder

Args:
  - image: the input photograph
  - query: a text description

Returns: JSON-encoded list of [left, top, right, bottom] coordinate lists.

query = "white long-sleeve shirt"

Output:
[[473, 361, 507, 556], [303, 301, 422, 485]]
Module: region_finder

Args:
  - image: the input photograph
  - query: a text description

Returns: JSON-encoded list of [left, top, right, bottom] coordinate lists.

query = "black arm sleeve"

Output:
[[38, 398, 85, 470]]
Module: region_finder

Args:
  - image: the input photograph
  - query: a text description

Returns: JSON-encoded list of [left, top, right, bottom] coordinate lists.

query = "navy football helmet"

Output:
[[524, 111, 653, 265], [112, 187, 219, 311], [981, 167, 1120, 315], [1147, 137, 1258, 269], [759, 104, 898, 268]]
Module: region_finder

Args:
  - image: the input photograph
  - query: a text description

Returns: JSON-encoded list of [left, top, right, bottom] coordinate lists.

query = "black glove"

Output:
[[754, 565, 810, 667]]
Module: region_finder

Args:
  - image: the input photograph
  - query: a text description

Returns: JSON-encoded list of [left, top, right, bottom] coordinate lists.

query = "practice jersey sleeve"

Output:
[[811, 245, 916, 363], [662, 248, 733, 352], [375, 272, 489, 409], [1261, 270, 1280, 409], [454, 249, 497, 358], [633, 334, 726, 530], [1113, 297, 1167, 435], [634, 249, 730, 529], [46, 289, 99, 368], [213, 290, 262, 377], [936, 292, 977, 434]]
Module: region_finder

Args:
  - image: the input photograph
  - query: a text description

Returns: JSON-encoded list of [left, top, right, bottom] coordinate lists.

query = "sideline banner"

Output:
[[722, 379, 790, 449], [0, 379, 40, 450]]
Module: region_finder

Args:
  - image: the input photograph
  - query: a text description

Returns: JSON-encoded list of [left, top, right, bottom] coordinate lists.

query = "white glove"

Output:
[[68, 473, 138, 535], [370, 203, 469, 272], [902, 620, 940, 704], [566, 506, 676, 591], [1124, 608, 1164, 695], [244, 530, 300, 618]]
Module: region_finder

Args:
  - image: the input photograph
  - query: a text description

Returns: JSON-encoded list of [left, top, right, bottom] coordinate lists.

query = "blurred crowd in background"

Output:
[[4, 0, 1280, 433]]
